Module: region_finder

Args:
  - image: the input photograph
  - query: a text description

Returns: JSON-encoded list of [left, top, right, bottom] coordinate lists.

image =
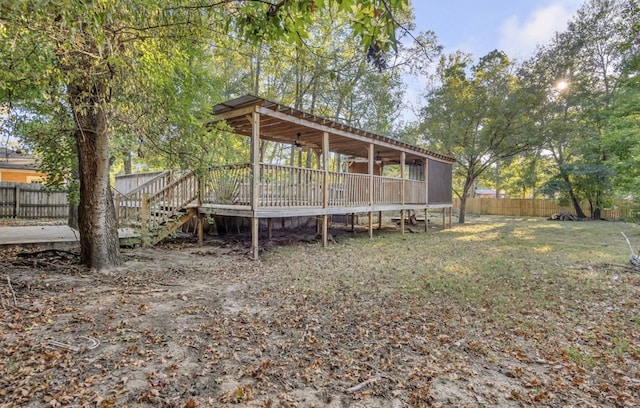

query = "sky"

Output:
[[411, 0, 583, 60], [401, 0, 584, 120]]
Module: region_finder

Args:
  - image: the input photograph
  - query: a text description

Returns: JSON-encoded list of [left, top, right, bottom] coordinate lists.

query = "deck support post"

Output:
[[197, 213, 204, 245], [251, 217, 259, 259], [368, 143, 374, 239], [322, 132, 329, 247], [425, 209, 429, 233], [250, 109, 261, 260], [442, 208, 445, 230], [449, 207, 453, 228], [424, 161, 429, 233], [268, 218, 273, 240], [400, 152, 406, 235], [378, 211, 382, 230]]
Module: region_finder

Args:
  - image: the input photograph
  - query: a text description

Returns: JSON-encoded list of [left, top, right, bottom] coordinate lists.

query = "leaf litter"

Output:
[[0, 216, 639, 407]]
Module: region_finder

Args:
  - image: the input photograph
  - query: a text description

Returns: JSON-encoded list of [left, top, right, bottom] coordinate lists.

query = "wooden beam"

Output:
[[424, 160, 429, 232], [322, 132, 329, 248], [214, 104, 258, 121], [251, 217, 259, 260], [198, 213, 204, 245], [250, 109, 260, 259], [400, 152, 406, 236], [368, 143, 374, 239], [257, 106, 436, 161]]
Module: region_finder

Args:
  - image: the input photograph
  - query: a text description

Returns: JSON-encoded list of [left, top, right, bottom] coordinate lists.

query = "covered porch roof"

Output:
[[212, 95, 455, 166]]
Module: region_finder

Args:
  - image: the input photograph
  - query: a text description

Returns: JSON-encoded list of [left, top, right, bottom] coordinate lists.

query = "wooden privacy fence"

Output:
[[0, 182, 68, 219], [455, 197, 640, 220]]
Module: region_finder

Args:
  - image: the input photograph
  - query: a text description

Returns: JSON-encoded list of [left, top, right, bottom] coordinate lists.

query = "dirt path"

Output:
[[1, 221, 639, 407]]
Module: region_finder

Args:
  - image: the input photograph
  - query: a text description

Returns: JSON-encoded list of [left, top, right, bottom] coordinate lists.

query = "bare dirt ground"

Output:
[[1, 217, 639, 407]]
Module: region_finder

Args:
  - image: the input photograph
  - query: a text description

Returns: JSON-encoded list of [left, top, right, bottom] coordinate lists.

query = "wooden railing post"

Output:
[[141, 193, 149, 247], [114, 192, 120, 227]]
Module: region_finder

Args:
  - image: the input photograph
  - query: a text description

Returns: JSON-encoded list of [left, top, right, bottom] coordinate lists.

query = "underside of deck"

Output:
[[197, 202, 452, 219]]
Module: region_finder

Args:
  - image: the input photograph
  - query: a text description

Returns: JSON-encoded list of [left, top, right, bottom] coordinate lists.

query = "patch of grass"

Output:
[[263, 215, 640, 356], [564, 347, 597, 370]]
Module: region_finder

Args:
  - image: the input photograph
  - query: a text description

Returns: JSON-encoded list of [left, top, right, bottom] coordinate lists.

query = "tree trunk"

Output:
[[68, 81, 122, 270], [68, 155, 80, 230], [593, 188, 602, 219], [68, 203, 79, 230], [458, 177, 474, 224], [458, 194, 467, 224], [123, 151, 132, 174], [562, 174, 587, 219]]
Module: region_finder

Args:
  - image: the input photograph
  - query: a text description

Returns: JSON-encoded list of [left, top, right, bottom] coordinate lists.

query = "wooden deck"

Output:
[[198, 163, 449, 218], [114, 164, 453, 252], [113, 95, 455, 258]]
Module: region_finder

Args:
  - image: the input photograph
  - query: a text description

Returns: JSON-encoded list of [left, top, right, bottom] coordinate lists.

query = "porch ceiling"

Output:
[[212, 95, 455, 165]]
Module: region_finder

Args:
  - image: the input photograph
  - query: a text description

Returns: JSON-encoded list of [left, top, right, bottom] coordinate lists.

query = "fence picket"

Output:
[[455, 197, 639, 220], [0, 182, 68, 219]]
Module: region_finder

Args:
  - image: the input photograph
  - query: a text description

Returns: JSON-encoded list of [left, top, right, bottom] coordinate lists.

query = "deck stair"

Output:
[[114, 170, 199, 246]]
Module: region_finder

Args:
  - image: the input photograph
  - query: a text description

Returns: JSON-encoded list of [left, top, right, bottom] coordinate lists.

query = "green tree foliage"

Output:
[[603, 6, 640, 199], [205, 4, 430, 168], [0, 0, 409, 270], [526, 0, 639, 218], [420, 50, 540, 223]]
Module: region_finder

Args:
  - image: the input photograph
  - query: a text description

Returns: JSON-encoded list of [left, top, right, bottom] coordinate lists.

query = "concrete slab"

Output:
[[0, 225, 139, 249]]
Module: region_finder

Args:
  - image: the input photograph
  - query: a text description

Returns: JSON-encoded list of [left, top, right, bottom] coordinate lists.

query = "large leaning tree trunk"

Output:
[[67, 78, 122, 270], [457, 174, 475, 224]]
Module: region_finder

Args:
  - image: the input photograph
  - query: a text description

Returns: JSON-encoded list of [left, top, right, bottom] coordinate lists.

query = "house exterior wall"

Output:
[[0, 168, 46, 183]]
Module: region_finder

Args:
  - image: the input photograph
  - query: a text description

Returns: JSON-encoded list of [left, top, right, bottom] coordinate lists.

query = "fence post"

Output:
[[14, 184, 20, 218]]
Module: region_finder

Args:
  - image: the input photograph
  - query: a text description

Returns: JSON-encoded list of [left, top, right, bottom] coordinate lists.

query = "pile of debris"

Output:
[[548, 210, 579, 221]]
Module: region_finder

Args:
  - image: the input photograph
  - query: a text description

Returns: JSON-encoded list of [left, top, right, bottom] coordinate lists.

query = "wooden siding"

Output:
[[0, 168, 46, 183], [0, 182, 68, 218]]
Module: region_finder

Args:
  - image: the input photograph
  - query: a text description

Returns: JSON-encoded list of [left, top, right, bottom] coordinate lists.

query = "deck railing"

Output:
[[260, 164, 324, 207], [328, 172, 370, 207], [202, 164, 252, 205], [115, 170, 173, 225], [373, 176, 402, 205], [405, 179, 427, 204], [141, 171, 198, 233], [198, 163, 432, 210]]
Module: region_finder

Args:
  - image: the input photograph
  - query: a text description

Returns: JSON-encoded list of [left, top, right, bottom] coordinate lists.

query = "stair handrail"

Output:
[[139, 171, 199, 245], [117, 170, 171, 200], [115, 170, 173, 227]]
